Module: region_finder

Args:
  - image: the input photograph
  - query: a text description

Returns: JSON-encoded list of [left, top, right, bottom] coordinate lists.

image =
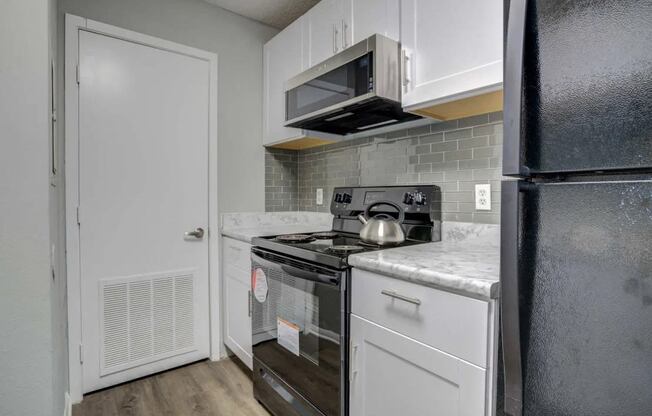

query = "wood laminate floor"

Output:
[[72, 358, 270, 416]]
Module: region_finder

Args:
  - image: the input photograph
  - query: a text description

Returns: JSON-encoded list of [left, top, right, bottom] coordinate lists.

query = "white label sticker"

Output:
[[253, 268, 268, 303], [277, 317, 300, 356]]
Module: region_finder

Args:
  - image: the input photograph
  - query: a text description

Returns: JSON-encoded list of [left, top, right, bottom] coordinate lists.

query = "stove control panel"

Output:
[[330, 185, 441, 241], [331, 185, 441, 216], [402, 191, 428, 205], [335, 192, 352, 204]]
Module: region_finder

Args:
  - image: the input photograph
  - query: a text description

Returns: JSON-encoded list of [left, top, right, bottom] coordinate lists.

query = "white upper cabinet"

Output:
[[263, 19, 305, 146], [344, 0, 399, 44], [400, 0, 503, 110], [305, 0, 400, 67], [304, 0, 344, 67]]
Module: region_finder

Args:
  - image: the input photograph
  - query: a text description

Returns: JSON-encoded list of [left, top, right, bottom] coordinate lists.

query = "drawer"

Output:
[[222, 237, 252, 274], [351, 268, 489, 368]]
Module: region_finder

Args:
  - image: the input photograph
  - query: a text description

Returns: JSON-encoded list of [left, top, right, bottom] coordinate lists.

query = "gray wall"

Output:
[[57, 0, 278, 213], [0, 0, 60, 415], [266, 112, 504, 224]]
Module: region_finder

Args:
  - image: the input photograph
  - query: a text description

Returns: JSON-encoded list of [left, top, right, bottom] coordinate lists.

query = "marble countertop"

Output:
[[220, 211, 333, 244], [348, 222, 500, 300]]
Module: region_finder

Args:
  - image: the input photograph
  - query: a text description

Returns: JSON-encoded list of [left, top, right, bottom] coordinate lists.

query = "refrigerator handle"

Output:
[[501, 180, 525, 416], [503, 0, 529, 177]]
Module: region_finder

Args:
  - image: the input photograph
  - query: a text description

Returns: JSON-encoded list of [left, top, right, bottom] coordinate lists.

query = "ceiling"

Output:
[[203, 0, 320, 29]]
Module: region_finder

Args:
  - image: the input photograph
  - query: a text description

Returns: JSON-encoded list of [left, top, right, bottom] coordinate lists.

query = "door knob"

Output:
[[184, 227, 205, 240]]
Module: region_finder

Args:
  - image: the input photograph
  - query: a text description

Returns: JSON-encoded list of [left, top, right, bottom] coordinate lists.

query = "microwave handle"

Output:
[[251, 252, 341, 286]]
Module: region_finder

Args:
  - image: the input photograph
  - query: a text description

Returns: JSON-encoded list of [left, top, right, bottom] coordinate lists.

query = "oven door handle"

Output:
[[251, 252, 341, 286]]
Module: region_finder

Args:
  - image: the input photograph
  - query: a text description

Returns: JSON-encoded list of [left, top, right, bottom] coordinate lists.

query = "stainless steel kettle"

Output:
[[358, 201, 406, 246]]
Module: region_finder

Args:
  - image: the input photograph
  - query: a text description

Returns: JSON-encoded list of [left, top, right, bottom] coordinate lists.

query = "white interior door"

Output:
[[78, 29, 211, 393]]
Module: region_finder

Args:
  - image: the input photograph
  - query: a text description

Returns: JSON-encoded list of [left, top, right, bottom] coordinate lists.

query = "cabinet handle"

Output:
[[333, 24, 339, 53], [248, 290, 252, 317], [401, 49, 411, 90], [381, 289, 421, 306], [350, 344, 359, 381], [341, 19, 348, 49]]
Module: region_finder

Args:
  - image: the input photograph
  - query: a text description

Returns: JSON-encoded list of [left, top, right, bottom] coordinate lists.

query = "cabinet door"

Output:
[[343, 0, 399, 45], [224, 270, 253, 369], [400, 0, 503, 109], [349, 314, 486, 416], [305, 0, 343, 66], [263, 19, 305, 145]]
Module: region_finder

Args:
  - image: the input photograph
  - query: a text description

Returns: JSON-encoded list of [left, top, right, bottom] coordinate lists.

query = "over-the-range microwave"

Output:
[[284, 34, 421, 135]]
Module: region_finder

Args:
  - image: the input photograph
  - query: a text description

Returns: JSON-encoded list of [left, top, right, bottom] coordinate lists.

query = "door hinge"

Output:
[[79, 344, 84, 364], [76, 64, 80, 85], [76, 206, 80, 226]]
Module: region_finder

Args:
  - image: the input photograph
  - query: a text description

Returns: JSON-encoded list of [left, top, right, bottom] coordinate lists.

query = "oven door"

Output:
[[251, 248, 346, 416]]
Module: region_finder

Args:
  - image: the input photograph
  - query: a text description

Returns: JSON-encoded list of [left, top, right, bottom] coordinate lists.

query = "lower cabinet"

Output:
[[222, 237, 253, 369], [349, 268, 497, 416], [349, 314, 486, 416]]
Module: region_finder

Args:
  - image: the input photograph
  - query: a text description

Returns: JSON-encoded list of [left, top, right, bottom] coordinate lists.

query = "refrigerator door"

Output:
[[501, 180, 652, 416], [504, 0, 652, 176]]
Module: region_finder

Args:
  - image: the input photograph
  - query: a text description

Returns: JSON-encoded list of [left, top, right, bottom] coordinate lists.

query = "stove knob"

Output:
[[403, 192, 414, 205], [334, 193, 342, 203], [414, 192, 427, 205], [342, 193, 352, 204]]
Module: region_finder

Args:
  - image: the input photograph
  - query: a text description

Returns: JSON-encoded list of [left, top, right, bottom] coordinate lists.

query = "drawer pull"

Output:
[[381, 289, 421, 306]]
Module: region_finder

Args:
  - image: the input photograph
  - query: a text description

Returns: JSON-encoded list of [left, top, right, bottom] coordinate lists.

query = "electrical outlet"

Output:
[[316, 188, 324, 205], [475, 184, 492, 210]]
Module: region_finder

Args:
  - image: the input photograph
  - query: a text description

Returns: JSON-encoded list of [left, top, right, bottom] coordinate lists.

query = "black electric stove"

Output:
[[252, 185, 442, 270], [253, 231, 427, 269], [251, 186, 441, 416]]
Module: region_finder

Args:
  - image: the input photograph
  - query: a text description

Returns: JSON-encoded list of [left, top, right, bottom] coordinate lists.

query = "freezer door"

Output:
[[501, 180, 652, 416], [503, 0, 652, 176]]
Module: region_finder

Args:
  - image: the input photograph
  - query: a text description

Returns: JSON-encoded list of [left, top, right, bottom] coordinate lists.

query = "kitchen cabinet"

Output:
[[304, 0, 345, 67], [263, 18, 305, 146], [400, 0, 503, 119], [344, 0, 399, 45], [222, 237, 252, 369], [304, 0, 400, 67], [350, 268, 499, 415], [349, 314, 486, 416]]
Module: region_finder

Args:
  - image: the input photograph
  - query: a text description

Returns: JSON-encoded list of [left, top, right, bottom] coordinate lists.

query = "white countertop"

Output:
[[349, 222, 500, 300]]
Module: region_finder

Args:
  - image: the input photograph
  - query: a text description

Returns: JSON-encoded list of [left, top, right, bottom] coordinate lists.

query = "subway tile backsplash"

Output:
[[265, 112, 504, 224]]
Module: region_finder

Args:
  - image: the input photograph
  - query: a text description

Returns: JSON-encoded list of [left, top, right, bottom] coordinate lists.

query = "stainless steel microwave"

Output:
[[284, 34, 421, 135]]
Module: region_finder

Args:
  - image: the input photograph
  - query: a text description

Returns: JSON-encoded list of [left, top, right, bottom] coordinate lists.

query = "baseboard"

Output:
[[64, 392, 72, 416]]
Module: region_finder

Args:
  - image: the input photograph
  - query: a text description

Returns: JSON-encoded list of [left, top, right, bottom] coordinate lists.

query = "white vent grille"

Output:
[[100, 271, 196, 375]]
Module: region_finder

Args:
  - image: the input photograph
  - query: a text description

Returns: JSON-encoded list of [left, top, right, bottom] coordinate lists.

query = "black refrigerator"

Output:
[[501, 0, 652, 415]]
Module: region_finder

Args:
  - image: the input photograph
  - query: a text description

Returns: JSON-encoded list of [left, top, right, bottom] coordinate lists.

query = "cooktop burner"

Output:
[[275, 234, 315, 243], [327, 245, 364, 253], [311, 231, 339, 239]]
